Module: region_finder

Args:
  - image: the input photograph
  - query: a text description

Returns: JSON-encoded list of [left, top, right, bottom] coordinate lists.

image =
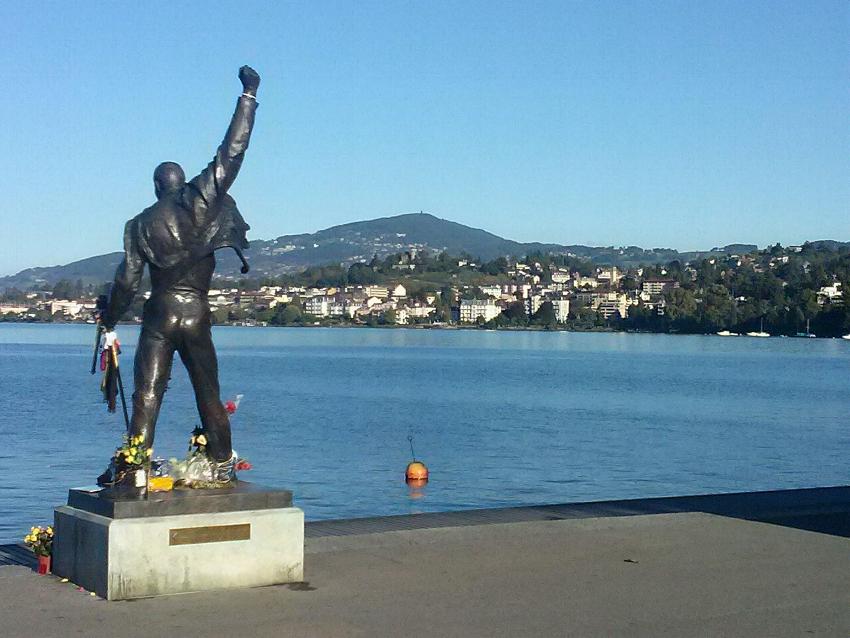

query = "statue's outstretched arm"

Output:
[[185, 66, 260, 226], [103, 219, 145, 329]]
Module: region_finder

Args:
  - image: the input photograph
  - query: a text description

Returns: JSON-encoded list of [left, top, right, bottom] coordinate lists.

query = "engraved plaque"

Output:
[[169, 523, 251, 546]]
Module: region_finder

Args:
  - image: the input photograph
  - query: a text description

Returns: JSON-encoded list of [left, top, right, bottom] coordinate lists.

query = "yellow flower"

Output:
[[129, 447, 137, 455], [46, 527, 53, 535], [146, 449, 153, 457]]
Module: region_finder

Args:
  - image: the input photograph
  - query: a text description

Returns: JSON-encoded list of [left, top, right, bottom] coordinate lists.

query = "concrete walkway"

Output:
[[2, 492, 850, 636]]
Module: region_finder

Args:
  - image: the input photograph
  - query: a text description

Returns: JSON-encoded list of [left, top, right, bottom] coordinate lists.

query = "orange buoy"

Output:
[[405, 461, 429, 481], [405, 435, 428, 483]]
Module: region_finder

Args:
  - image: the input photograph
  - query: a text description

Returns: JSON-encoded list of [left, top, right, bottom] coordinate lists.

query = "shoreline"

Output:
[[2, 320, 847, 340]]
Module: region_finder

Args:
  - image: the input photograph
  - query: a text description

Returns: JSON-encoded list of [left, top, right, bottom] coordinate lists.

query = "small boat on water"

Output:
[[716, 330, 739, 336], [746, 318, 770, 338], [842, 334, 850, 341], [794, 319, 816, 338]]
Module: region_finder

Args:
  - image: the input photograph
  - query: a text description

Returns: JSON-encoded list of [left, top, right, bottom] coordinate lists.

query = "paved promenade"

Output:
[[2, 488, 849, 637]]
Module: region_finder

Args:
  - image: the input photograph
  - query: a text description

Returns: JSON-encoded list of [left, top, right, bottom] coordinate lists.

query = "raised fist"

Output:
[[239, 66, 260, 95]]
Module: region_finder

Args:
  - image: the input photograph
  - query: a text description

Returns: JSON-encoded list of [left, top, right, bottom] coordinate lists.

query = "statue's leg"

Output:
[[130, 326, 175, 451], [178, 323, 232, 462]]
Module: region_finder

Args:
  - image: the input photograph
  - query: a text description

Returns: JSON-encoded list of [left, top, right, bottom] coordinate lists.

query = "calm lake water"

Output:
[[1, 323, 848, 543]]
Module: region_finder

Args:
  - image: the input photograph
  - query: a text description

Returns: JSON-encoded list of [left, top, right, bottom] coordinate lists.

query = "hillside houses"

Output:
[[0, 260, 661, 327], [4, 243, 848, 337]]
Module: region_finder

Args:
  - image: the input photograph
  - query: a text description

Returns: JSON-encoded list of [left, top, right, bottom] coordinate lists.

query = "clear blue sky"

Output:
[[0, 1, 847, 275]]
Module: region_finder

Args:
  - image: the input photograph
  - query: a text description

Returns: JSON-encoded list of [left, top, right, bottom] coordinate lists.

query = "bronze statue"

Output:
[[98, 66, 260, 485]]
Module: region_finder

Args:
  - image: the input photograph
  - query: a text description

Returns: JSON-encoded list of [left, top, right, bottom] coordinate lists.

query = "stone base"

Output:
[[53, 485, 303, 600]]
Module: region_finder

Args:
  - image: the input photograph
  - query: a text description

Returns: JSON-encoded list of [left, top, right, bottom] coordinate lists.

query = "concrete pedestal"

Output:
[[53, 483, 304, 600]]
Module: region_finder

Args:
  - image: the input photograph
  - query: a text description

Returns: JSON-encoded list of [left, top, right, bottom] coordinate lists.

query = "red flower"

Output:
[[235, 460, 252, 471], [224, 400, 237, 414]]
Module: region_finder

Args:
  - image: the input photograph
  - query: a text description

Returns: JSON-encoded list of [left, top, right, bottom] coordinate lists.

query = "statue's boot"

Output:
[[97, 460, 118, 487], [96, 458, 142, 490], [211, 452, 238, 484]]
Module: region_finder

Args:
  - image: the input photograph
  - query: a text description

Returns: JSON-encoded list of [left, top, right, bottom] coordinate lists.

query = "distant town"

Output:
[[1, 242, 848, 338]]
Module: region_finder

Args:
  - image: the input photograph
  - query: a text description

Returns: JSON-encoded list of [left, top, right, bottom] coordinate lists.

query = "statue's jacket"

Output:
[[104, 95, 257, 329]]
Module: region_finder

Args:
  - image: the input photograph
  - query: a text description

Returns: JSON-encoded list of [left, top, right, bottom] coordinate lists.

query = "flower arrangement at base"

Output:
[[98, 434, 153, 489], [24, 525, 54, 574], [118, 434, 152, 466], [24, 525, 53, 557], [163, 424, 252, 489], [153, 396, 251, 489]]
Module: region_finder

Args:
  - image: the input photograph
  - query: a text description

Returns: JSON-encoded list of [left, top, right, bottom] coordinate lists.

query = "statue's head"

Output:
[[153, 162, 186, 199]]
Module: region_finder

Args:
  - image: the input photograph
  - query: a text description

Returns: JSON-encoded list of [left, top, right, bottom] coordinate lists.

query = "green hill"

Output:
[[3, 212, 841, 292]]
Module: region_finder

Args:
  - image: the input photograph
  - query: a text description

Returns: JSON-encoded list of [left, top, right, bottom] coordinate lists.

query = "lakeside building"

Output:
[[575, 290, 626, 310], [49, 300, 94, 317], [501, 283, 532, 298], [551, 299, 570, 323], [524, 295, 543, 316], [596, 266, 622, 286], [0, 304, 30, 314], [364, 285, 389, 299], [406, 304, 436, 319], [209, 294, 231, 309], [236, 292, 274, 310], [598, 298, 627, 320], [459, 299, 501, 323], [574, 275, 598, 289], [329, 302, 357, 319], [270, 294, 293, 307], [642, 279, 679, 296], [305, 296, 331, 317], [817, 282, 843, 305], [259, 285, 283, 294]]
